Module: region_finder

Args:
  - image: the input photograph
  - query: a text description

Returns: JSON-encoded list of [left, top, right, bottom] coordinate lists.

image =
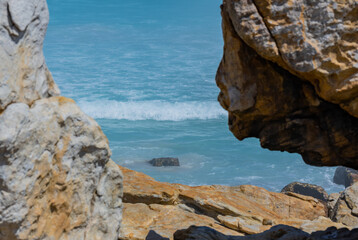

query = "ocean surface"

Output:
[[45, 0, 344, 193]]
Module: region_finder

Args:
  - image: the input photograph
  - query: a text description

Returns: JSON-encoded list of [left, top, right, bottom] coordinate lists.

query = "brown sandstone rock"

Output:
[[217, 0, 358, 169], [119, 166, 345, 239]]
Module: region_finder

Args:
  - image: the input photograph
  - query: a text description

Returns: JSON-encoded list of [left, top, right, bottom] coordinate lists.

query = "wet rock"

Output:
[[334, 167, 358, 188], [281, 182, 328, 202], [149, 157, 180, 167]]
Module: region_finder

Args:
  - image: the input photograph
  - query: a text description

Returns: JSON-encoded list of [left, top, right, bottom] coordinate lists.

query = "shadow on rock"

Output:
[[146, 230, 170, 240], [174, 225, 358, 240]]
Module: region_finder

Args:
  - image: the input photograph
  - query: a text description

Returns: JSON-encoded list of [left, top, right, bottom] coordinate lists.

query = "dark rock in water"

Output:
[[149, 157, 180, 167], [333, 166, 358, 188], [281, 182, 328, 202], [146, 230, 169, 240]]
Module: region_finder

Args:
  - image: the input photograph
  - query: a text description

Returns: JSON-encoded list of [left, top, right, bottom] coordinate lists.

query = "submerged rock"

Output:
[[217, 0, 358, 169], [149, 157, 180, 167], [334, 167, 358, 188], [281, 182, 328, 202]]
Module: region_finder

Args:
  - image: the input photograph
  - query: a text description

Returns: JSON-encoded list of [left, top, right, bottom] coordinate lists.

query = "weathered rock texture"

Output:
[[216, 0, 358, 169], [331, 182, 358, 227], [0, 0, 60, 110], [0, 0, 123, 239], [119, 166, 347, 240]]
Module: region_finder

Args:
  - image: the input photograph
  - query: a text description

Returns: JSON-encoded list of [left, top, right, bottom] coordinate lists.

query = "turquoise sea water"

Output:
[[45, 0, 344, 193]]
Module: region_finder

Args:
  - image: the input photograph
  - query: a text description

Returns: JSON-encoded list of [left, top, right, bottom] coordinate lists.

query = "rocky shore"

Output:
[[1, 0, 358, 239], [119, 166, 358, 239]]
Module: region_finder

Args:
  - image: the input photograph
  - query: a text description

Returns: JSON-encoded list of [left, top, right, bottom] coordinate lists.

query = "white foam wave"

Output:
[[78, 100, 226, 121]]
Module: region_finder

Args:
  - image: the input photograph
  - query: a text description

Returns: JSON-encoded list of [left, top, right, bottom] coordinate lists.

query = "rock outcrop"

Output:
[[0, 0, 59, 110], [216, 0, 358, 169], [119, 166, 348, 240], [0, 1, 123, 239]]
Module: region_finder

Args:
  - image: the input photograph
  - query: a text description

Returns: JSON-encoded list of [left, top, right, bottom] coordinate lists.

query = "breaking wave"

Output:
[[78, 100, 226, 121]]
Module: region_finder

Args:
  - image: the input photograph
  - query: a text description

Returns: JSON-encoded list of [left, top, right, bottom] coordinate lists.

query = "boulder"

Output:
[[281, 182, 328, 202], [149, 157, 180, 167], [217, 0, 358, 169], [331, 182, 358, 227], [333, 167, 358, 188]]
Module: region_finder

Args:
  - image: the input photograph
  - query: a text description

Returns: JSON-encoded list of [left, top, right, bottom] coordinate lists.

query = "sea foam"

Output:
[[78, 100, 226, 121]]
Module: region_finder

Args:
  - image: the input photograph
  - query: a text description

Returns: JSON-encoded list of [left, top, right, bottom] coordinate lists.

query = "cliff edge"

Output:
[[0, 1, 123, 239], [216, 0, 358, 169]]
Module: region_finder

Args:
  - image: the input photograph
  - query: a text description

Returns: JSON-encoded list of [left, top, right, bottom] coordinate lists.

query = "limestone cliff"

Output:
[[0, 1, 123, 239], [216, 0, 358, 169]]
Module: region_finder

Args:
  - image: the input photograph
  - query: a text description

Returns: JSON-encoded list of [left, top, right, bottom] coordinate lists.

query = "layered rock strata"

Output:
[[0, 0, 123, 239], [119, 166, 347, 240], [216, 0, 358, 169]]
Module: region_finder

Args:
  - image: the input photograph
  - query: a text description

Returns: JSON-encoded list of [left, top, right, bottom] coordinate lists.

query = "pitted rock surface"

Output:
[[217, 0, 358, 169], [0, 0, 59, 111], [0, 1, 123, 239]]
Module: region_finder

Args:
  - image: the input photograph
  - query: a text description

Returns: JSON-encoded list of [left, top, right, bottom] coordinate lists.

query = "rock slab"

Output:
[[119, 166, 347, 240]]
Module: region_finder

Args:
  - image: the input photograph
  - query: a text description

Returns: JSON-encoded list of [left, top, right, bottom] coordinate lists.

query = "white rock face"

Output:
[[0, 0, 123, 239], [0, 97, 123, 240], [0, 0, 60, 111]]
